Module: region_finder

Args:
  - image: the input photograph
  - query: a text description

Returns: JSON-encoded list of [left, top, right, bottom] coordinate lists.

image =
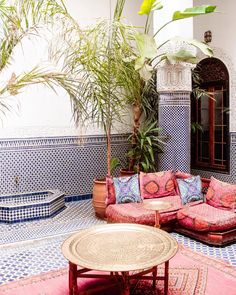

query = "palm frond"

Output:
[[0, 67, 88, 120], [0, 0, 69, 72]]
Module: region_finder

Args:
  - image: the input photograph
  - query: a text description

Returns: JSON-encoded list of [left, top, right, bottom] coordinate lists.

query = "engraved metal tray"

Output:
[[61, 223, 178, 272], [143, 200, 172, 211]]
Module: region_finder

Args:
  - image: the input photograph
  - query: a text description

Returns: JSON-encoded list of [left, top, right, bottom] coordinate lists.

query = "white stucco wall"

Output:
[[0, 0, 144, 138], [193, 0, 236, 132]]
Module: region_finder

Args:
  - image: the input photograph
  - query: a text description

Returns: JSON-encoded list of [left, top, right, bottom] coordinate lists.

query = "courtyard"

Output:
[[0, 0, 236, 294]]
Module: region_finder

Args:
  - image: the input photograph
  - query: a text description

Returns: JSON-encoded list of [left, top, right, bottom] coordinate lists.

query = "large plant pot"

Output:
[[119, 168, 136, 177], [92, 178, 107, 219]]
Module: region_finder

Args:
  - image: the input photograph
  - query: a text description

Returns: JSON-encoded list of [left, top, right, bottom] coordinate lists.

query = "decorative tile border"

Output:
[[0, 134, 129, 151]]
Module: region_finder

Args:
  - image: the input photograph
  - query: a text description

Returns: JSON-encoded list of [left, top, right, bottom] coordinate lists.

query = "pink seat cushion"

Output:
[[140, 170, 177, 199], [206, 177, 236, 211], [177, 203, 236, 232], [106, 195, 182, 225]]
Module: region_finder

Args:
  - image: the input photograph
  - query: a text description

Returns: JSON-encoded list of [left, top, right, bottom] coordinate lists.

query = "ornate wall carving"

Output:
[[156, 40, 196, 92], [156, 62, 194, 92], [196, 57, 229, 83]]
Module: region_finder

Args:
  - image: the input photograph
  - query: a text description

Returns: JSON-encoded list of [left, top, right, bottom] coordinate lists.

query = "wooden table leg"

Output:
[[69, 262, 79, 295], [164, 260, 169, 295], [155, 210, 161, 228], [152, 266, 157, 288], [122, 272, 130, 295]]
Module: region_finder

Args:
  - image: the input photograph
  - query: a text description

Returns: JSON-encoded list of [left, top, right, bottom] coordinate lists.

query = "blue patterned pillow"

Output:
[[176, 175, 203, 205], [113, 174, 142, 204]]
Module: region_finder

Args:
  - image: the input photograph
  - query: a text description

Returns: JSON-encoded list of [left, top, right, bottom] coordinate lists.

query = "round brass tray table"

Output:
[[143, 200, 172, 228], [62, 223, 178, 295]]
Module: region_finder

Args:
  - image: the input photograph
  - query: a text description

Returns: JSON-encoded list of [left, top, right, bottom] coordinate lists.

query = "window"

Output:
[[191, 58, 229, 172]]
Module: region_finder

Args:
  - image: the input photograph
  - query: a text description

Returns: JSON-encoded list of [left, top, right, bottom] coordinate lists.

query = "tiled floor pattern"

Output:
[[0, 200, 235, 285], [0, 200, 105, 244], [0, 235, 68, 285]]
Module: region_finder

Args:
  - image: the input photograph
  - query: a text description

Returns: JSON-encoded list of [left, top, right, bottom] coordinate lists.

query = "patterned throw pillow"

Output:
[[176, 175, 203, 205], [105, 176, 116, 205], [113, 174, 142, 204], [174, 171, 193, 195], [140, 170, 176, 199], [206, 177, 236, 211]]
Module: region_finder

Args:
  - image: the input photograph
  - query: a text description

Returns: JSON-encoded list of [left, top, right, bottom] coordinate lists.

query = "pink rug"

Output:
[[0, 245, 235, 295]]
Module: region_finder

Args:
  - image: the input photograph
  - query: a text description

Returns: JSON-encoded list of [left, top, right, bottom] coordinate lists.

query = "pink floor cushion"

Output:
[[140, 170, 176, 199], [206, 177, 236, 211], [177, 203, 236, 232], [106, 195, 182, 225]]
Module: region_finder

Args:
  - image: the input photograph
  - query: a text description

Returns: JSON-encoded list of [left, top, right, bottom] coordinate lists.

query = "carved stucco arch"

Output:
[[197, 47, 236, 132]]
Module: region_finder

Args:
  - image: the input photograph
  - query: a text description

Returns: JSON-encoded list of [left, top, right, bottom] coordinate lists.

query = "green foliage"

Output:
[[56, 1, 142, 175], [191, 122, 203, 134], [110, 157, 121, 175], [136, 1, 216, 80], [162, 49, 197, 64], [0, 0, 79, 118], [127, 122, 165, 172], [172, 5, 216, 21], [62, 19, 136, 130], [138, 0, 163, 16]]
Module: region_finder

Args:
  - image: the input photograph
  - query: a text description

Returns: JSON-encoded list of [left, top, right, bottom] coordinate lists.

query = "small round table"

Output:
[[143, 200, 172, 228], [62, 223, 178, 295]]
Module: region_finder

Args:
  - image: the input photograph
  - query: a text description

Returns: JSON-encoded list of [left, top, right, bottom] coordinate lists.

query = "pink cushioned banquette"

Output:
[[206, 177, 236, 211], [106, 195, 182, 225], [177, 203, 236, 232]]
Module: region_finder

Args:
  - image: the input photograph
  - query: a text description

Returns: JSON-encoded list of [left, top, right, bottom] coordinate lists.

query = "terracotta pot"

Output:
[[92, 178, 107, 219], [119, 168, 136, 177]]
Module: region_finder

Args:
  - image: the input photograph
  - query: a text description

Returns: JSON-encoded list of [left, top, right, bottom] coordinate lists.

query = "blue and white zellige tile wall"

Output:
[[158, 92, 191, 173], [0, 134, 130, 197]]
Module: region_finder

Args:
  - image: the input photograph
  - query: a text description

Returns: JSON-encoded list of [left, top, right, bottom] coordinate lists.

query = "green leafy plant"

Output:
[[110, 157, 121, 175], [191, 122, 203, 134], [127, 121, 166, 172], [0, 0, 82, 118], [120, 0, 216, 172], [136, 1, 216, 80]]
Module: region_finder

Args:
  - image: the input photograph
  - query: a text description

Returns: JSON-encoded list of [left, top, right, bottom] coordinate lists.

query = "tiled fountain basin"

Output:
[[0, 190, 65, 223]]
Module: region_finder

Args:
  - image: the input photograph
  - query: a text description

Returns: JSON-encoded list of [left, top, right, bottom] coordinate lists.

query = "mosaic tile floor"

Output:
[[0, 200, 105, 244], [0, 200, 235, 285]]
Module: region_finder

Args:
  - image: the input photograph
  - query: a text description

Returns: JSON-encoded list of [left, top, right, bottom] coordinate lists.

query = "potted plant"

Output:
[[59, 1, 138, 218]]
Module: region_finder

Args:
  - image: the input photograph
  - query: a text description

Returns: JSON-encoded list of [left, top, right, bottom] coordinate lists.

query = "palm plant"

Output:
[[0, 0, 84, 118], [58, 2, 139, 177]]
